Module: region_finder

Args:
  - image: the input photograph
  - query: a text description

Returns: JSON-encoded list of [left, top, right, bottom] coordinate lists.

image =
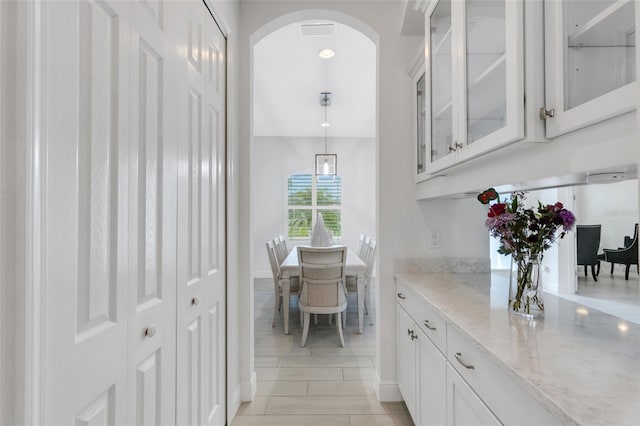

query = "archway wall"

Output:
[[237, 0, 431, 404]]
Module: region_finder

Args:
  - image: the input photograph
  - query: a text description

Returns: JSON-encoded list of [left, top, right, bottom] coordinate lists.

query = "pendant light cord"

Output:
[[324, 103, 328, 154]]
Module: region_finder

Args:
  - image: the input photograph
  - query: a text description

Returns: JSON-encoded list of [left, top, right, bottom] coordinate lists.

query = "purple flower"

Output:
[[558, 209, 575, 231]]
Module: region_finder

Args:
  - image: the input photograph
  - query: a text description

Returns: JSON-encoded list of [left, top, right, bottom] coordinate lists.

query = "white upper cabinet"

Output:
[[417, 0, 525, 179], [543, 0, 637, 138], [412, 0, 637, 181]]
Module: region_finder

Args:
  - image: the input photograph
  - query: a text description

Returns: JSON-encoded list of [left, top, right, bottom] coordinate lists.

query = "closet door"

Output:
[[175, 1, 227, 425], [41, 1, 131, 423], [126, 0, 178, 424]]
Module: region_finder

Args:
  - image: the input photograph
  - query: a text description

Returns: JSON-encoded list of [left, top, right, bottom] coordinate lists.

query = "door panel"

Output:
[[43, 0, 129, 423], [127, 0, 177, 424], [176, 1, 226, 425]]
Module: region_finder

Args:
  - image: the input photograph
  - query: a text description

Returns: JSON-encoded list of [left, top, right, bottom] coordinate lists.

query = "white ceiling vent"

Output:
[[301, 22, 336, 37], [586, 172, 626, 184]]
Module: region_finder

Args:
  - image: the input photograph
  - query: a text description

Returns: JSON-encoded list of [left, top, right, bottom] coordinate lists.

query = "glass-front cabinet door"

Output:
[[544, 0, 637, 138], [423, 0, 524, 175], [425, 0, 458, 174]]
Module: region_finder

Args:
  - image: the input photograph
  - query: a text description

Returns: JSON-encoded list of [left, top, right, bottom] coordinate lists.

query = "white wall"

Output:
[[574, 179, 639, 250], [253, 136, 375, 277], [239, 1, 429, 403]]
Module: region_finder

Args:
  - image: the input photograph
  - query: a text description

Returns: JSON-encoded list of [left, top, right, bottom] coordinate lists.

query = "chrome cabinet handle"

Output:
[[397, 293, 406, 300], [192, 296, 199, 306], [454, 352, 475, 370], [145, 324, 157, 338], [423, 320, 436, 331]]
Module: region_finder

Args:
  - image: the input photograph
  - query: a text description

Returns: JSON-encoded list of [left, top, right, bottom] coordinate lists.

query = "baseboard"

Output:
[[254, 270, 271, 279], [227, 384, 242, 424], [240, 371, 257, 401], [374, 373, 402, 401]]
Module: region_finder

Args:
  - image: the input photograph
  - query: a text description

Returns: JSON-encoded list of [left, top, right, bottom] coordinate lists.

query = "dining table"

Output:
[[279, 245, 367, 335]]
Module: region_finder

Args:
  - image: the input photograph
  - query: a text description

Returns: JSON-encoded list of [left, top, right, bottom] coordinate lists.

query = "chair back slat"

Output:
[[364, 239, 377, 277], [266, 240, 281, 283]]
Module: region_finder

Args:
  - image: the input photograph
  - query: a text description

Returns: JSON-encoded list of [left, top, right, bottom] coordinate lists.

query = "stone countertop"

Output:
[[394, 271, 640, 426]]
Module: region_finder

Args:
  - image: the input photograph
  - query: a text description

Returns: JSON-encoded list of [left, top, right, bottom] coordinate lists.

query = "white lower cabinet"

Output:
[[446, 364, 500, 426], [418, 328, 447, 425], [397, 305, 418, 420], [396, 280, 561, 426]]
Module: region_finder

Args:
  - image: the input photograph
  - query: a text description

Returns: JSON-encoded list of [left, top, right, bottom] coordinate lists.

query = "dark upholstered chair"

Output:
[[577, 225, 601, 281], [600, 224, 639, 280]]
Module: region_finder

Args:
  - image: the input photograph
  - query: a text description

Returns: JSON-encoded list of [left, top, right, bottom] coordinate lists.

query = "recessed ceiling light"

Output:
[[321, 122, 330, 127], [318, 48, 335, 59]]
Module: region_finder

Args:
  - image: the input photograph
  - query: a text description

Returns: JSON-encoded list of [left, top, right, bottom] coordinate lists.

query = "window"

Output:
[[287, 173, 342, 239]]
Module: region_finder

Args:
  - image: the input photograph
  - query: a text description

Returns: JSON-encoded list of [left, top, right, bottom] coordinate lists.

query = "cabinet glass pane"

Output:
[[417, 74, 426, 174], [430, 0, 453, 162], [466, 0, 506, 145], [563, 0, 636, 111]]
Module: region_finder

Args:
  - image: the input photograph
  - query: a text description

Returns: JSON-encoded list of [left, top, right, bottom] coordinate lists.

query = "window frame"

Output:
[[286, 172, 342, 241]]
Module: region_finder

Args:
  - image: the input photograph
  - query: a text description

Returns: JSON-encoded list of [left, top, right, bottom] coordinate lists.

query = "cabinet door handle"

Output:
[[423, 320, 436, 331], [407, 328, 414, 336], [454, 352, 475, 370], [397, 293, 406, 300], [448, 144, 456, 153], [410, 332, 418, 341]]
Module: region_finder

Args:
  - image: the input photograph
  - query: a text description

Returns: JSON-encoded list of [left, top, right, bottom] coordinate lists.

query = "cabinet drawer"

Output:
[[447, 326, 561, 425], [396, 281, 446, 353]]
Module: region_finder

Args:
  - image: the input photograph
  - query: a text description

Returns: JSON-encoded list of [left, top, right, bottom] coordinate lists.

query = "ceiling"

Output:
[[253, 20, 377, 139]]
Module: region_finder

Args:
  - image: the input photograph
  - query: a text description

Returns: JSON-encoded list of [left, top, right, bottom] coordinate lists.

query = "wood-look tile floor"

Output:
[[231, 278, 414, 426]]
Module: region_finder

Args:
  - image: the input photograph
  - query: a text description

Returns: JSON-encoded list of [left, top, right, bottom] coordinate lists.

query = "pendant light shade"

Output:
[[316, 92, 337, 176]]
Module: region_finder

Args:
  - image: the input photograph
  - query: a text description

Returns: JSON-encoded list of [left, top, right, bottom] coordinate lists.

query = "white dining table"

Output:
[[279, 246, 367, 335]]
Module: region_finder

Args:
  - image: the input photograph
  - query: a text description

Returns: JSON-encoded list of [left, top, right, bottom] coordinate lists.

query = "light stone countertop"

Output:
[[394, 271, 640, 426]]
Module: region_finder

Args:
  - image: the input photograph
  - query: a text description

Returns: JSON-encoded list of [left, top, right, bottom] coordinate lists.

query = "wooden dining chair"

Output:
[[297, 246, 348, 347]]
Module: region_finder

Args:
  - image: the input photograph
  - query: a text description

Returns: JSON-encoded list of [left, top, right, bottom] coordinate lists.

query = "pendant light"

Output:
[[315, 92, 337, 176]]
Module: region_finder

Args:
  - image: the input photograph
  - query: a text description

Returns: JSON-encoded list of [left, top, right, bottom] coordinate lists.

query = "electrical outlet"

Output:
[[430, 231, 440, 249]]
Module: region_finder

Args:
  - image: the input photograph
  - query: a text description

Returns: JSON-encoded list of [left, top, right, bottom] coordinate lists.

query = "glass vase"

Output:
[[509, 253, 544, 319]]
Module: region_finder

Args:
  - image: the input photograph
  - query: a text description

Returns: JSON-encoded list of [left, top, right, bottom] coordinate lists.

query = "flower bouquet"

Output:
[[478, 189, 575, 317]]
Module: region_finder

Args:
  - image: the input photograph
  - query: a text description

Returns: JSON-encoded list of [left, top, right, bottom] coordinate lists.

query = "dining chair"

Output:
[[297, 246, 348, 347], [363, 238, 377, 316], [345, 237, 376, 325], [273, 237, 286, 265], [601, 224, 639, 280], [576, 225, 601, 281], [266, 240, 299, 328]]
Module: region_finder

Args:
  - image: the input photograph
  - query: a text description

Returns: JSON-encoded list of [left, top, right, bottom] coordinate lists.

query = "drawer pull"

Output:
[[423, 320, 436, 331], [397, 293, 406, 300], [410, 332, 418, 341], [454, 352, 475, 370], [407, 328, 414, 336]]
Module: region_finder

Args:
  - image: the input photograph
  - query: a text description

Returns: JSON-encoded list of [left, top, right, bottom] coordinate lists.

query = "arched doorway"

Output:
[[245, 8, 379, 412]]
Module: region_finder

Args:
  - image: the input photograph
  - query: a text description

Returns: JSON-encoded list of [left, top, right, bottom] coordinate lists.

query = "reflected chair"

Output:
[[601, 224, 639, 280], [576, 225, 601, 281], [297, 246, 348, 347]]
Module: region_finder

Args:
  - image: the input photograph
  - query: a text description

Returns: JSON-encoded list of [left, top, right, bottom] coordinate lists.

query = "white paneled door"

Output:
[[127, 1, 178, 425], [38, 0, 225, 424], [175, 1, 227, 425], [42, 1, 131, 423]]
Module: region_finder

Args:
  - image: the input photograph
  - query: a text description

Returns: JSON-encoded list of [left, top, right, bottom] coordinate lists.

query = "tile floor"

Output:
[[559, 267, 640, 324], [231, 278, 413, 426]]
